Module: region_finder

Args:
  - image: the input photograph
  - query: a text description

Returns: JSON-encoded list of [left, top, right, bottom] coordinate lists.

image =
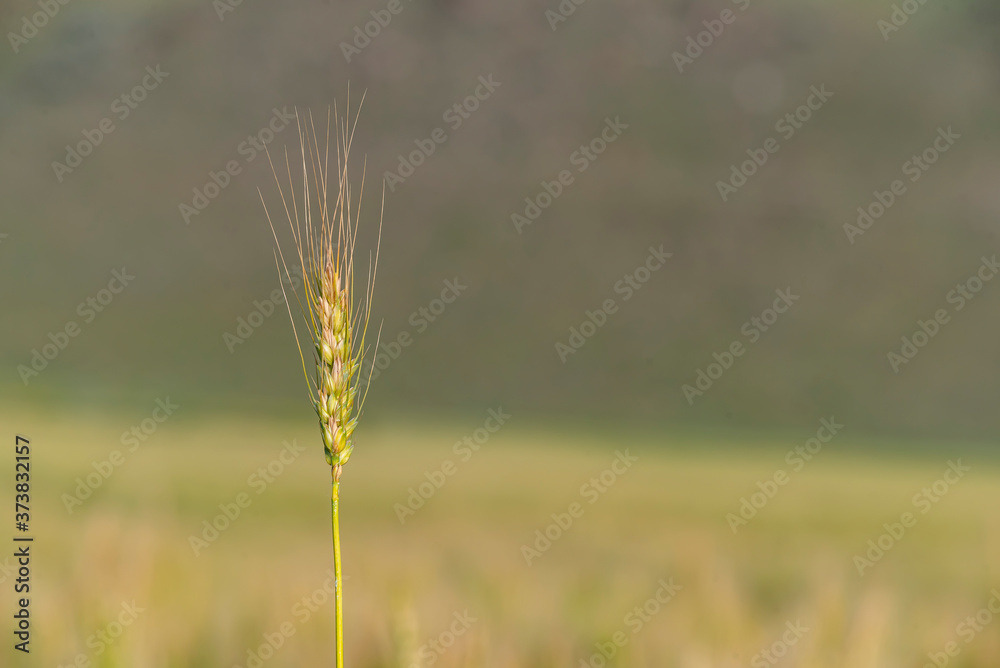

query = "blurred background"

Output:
[[3, 0, 1000, 666]]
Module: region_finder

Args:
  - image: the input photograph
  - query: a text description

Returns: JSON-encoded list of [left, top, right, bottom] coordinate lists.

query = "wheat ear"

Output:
[[260, 97, 382, 668]]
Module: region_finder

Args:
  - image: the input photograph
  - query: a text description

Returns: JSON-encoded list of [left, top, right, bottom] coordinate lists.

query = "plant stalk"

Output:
[[332, 478, 344, 668]]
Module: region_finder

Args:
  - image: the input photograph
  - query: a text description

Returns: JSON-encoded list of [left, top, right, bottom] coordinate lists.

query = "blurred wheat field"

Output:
[[7, 404, 1000, 668]]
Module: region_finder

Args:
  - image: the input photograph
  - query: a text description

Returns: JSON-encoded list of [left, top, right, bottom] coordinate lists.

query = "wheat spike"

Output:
[[262, 97, 380, 482]]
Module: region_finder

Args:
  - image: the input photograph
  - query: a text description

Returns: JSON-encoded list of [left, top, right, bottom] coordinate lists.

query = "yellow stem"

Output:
[[332, 478, 344, 668]]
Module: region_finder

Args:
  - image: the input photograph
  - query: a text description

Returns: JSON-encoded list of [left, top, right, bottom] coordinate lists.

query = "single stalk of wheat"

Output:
[[260, 100, 381, 668]]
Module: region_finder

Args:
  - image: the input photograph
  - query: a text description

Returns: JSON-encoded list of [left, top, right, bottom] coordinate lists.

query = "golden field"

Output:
[[5, 404, 1000, 668]]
